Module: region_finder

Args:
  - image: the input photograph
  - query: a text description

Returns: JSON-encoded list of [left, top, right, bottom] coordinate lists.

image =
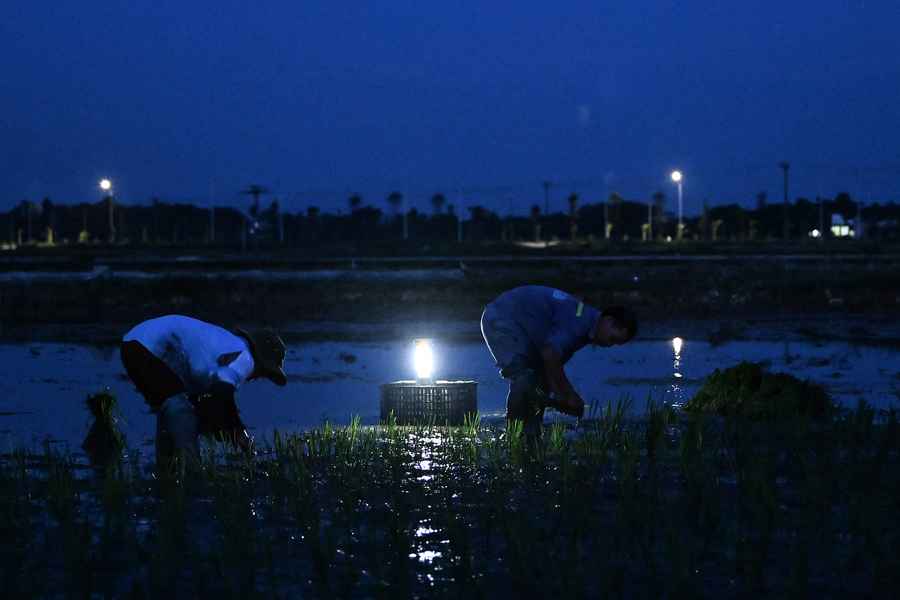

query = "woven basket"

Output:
[[380, 380, 478, 425]]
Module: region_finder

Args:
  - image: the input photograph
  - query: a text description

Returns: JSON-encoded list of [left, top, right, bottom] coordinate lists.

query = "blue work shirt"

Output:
[[487, 286, 600, 366]]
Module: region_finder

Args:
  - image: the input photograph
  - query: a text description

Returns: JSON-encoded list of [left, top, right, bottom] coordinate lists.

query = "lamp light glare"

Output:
[[413, 338, 434, 382], [670, 170, 683, 183], [672, 336, 683, 355], [99, 179, 112, 192]]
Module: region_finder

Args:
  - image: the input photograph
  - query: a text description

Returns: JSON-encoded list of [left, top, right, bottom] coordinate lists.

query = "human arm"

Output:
[[197, 381, 253, 453], [540, 345, 584, 418]]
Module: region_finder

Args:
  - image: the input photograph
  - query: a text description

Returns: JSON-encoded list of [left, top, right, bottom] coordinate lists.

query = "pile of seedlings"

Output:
[[80, 389, 126, 464], [684, 360, 834, 419]]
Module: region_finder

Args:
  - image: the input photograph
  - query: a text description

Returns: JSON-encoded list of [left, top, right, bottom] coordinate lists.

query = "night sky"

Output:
[[3, 1, 900, 215]]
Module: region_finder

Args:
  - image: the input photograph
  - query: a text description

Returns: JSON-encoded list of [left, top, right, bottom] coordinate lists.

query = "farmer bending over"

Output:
[[481, 286, 636, 438], [120, 315, 287, 463]]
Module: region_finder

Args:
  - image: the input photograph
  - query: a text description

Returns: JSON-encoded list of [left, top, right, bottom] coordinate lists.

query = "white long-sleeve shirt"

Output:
[[123, 315, 255, 394]]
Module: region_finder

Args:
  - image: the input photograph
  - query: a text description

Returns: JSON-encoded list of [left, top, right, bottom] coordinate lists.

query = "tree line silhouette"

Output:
[[2, 189, 899, 249]]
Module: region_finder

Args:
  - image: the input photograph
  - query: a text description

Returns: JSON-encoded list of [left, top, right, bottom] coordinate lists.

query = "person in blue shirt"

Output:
[[480, 286, 637, 437]]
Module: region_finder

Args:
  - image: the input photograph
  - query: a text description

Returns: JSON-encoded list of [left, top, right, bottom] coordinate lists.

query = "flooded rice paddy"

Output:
[[2, 330, 900, 596], [3, 404, 899, 597], [1, 335, 898, 453]]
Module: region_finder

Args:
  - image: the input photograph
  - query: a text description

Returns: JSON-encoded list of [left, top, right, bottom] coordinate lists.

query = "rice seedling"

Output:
[[0, 448, 36, 595], [81, 389, 127, 465]]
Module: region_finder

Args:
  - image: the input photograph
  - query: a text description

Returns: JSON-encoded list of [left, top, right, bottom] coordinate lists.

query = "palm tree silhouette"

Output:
[[430, 193, 446, 215], [530, 204, 542, 242], [386, 191, 403, 214], [241, 184, 269, 217], [567, 193, 578, 216], [348, 193, 363, 213]]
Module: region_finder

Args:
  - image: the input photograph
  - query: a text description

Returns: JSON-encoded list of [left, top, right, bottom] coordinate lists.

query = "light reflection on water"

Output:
[[669, 337, 686, 409], [410, 550, 443, 563], [410, 431, 453, 567]]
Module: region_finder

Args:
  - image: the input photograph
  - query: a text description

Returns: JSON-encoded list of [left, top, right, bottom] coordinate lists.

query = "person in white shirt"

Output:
[[120, 314, 287, 463]]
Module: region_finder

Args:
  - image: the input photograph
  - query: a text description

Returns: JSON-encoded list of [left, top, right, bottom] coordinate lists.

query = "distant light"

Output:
[[831, 225, 852, 238], [670, 170, 683, 183], [99, 179, 112, 192], [672, 337, 683, 355], [810, 229, 821, 239], [413, 338, 434, 382]]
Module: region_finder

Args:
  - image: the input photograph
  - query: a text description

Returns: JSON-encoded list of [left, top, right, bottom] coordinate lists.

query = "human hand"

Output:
[[554, 392, 585, 418], [219, 427, 253, 455], [236, 428, 254, 455]]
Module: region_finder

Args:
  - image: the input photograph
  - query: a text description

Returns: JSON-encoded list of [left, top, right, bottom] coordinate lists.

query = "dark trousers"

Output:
[[506, 370, 546, 438], [120, 340, 186, 409], [480, 305, 546, 436], [121, 340, 197, 462]]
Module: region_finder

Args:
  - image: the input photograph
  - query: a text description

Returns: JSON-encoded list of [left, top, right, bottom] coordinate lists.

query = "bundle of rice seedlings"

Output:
[[684, 361, 833, 419], [82, 389, 126, 463]]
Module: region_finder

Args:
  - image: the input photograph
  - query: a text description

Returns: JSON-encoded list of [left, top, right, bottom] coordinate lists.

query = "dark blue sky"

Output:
[[3, 1, 899, 216]]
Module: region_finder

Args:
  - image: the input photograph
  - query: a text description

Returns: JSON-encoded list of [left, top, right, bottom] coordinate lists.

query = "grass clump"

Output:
[[684, 361, 834, 419]]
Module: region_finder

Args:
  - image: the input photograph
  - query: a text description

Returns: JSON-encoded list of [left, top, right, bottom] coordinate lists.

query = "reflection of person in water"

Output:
[[480, 286, 637, 438], [120, 315, 287, 463]]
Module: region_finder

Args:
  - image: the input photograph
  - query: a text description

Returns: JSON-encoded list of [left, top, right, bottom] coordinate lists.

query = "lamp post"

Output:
[[208, 180, 216, 245], [99, 179, 115, 243], [670, 170, 683, 240], [779, 161, 790, 241], [542, 180, 552, 215], [402, 196, 409, 241]]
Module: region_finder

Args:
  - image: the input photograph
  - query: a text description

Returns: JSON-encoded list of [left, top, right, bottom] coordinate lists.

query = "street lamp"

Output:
[[99, 179, 115, 243], [670, 170, 683, 240]]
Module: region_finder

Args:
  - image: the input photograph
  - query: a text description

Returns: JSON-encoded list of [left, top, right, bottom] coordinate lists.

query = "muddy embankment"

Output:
[[1, 254, 900, 342]]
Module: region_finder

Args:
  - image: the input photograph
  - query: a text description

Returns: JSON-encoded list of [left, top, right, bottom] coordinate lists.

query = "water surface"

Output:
[[1, 338, 897, 452]]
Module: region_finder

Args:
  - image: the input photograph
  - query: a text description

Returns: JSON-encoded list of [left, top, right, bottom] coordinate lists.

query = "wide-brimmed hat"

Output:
[[236, 328, 288, 386]]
